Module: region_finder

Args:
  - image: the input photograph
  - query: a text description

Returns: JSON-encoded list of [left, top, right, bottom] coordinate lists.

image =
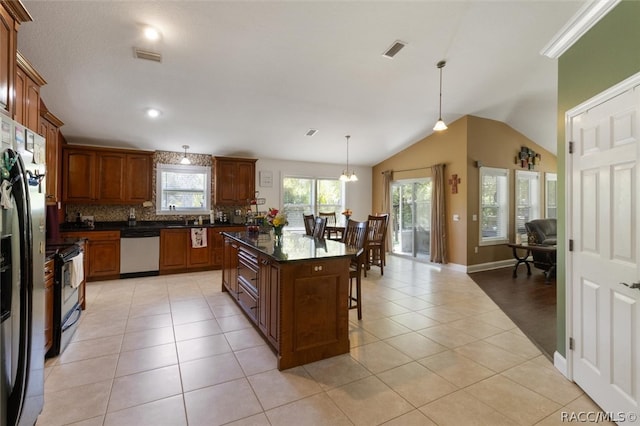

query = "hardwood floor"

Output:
[[468, 266, 557, 359]]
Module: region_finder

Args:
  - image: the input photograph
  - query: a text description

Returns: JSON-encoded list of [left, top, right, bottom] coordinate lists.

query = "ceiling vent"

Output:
[[305, 129, 318, 137], [133, 47, 162, 63], [382, 41, 406, 59]]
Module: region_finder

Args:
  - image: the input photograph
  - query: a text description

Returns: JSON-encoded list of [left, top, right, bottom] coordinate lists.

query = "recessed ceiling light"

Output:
[[143, 26, 161, 41], [146, 108, 161, 118]]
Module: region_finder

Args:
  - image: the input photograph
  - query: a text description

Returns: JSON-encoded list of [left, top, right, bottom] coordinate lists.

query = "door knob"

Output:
[[620, 282, 640, 289]]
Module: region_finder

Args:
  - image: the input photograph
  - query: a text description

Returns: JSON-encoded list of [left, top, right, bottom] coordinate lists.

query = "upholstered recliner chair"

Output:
[[524, 219, 557, 277]]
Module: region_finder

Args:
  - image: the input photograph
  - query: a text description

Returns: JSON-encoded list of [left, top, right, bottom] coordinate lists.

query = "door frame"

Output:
[[564, 70, 640, 380]]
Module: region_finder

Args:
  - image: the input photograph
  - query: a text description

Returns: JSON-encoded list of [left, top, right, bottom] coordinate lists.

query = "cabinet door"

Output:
[[41, 119, 60, 204], [0, 6, 15, 116], [125, 154, 151, 202], [236, 161, 255, 203], [160, 229, 188, 272], [222, 237, 239, 295], [63, 149, 96, 202], [188, 239, 211, 268], [258, 256, 280, 346], [13, 65, 24, 123], [216, 161, 237, 205], [88, 240, 120, 278], [25, 76, 39, 131], [97, 152, 125, 203]]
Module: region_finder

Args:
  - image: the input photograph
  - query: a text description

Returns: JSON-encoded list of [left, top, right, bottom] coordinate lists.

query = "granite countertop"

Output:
[[222, 231, 358, 263], [59, 220, 246, 232]]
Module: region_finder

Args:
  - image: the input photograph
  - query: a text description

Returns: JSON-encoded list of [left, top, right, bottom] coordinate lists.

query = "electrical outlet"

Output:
[[474, 246, 478, 254], [472, 214, 477, 221]]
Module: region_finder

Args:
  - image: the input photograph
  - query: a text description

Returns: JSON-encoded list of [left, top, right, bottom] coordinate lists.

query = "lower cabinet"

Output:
[[222, 236, 239, 295], [212, 226, 245, 268], [60, 231, 120, 281], [44, 259, 54, 353], [159, 228, 215, 274], [258, 255, 279, 347]]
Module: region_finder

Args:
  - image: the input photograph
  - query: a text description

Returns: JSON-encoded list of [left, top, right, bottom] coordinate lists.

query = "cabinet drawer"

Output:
[[237, 281, 257, 321]]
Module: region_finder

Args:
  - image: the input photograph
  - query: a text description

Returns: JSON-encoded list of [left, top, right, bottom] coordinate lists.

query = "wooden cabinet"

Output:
[[213, 156, 257, 206], [14, 52, 45, 130], [160, 228, 214, 273], [39, 103, 63, 205], [60, 231, 120, 281], [258, 254, 279, 346], [63, 146, 153, 204], [211, 226, 245, 268], [0, 2, 30, 117], [222, 236, 239, 295], [159, 229, 188, 272], [44, 258, 54, 352]]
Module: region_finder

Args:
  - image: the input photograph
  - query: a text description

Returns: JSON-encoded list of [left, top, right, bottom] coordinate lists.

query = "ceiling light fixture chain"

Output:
[[433, 60, 448, 131]]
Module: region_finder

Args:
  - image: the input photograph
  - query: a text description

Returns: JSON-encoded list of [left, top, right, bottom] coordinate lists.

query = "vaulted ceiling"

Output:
[[18, 1, 584, 166]]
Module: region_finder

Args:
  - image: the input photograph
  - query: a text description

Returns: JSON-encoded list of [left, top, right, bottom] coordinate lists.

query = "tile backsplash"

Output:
[[64, 150, 246, 223]]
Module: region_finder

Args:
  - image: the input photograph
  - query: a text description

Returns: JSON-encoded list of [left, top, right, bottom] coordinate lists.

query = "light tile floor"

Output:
[[37, 256, 610, 426]]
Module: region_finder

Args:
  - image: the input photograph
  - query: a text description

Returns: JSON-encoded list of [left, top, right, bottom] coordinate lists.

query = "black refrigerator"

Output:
[[0, 117, 46, 426]]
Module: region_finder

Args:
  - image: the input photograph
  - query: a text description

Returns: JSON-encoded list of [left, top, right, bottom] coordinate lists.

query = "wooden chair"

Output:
[[303, 214, 315, 236], [312, 217, 327, 239], [319, 212, 339, 239], [364, 214, 389, 276], [342, 219, 368, 320]]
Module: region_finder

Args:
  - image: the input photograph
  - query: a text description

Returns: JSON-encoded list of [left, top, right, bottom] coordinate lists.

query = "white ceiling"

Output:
[[17, 1, 584, 167]]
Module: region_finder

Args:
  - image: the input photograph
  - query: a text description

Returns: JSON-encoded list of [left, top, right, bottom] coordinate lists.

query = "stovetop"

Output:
[[46, 239, 81, 260]]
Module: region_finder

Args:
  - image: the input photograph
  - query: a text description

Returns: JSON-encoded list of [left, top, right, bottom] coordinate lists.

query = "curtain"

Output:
[[430, 164, 447, 263], [381, 170, 393, 251]]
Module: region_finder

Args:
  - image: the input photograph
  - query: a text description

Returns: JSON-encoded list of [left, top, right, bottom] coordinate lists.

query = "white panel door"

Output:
[[570, 85, 640, 422]]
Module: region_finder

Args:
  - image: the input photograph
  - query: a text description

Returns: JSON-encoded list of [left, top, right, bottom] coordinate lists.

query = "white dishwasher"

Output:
[[120, 228, 160, 278]]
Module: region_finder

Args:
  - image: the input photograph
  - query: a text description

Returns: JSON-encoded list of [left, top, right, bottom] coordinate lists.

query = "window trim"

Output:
[[479, 166, 510, 246], [155, 163, 211, 215], [545, 172, 557, 218], [515, 170, 540, 237]]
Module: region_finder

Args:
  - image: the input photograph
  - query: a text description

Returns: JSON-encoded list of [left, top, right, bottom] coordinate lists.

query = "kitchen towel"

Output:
[[70, 251, 84, 289], [191, 228, 207, 248]]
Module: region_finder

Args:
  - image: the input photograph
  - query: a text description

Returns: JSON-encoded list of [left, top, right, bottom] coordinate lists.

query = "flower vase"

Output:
[[273, 225, 283, 239], [344, 215, 351, 223]]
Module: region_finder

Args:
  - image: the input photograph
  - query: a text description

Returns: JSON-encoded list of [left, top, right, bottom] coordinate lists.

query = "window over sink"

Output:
[[156, 163, 211, 214]]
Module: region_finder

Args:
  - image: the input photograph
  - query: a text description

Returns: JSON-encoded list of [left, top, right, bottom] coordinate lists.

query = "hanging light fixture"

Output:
[[180, 145, 191, 165], [339, 135, 358, 182], [433, 60, 448, 131]]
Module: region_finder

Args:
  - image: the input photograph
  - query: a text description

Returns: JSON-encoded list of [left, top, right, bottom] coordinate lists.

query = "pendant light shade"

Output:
[[180, 145, 191, 165], [433, 60, 448, 131], [339, 135, 357, 182]]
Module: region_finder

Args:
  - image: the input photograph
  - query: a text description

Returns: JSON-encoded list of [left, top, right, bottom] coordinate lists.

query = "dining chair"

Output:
[[319, 212, 339, 239], [303, 214, 315, 236], [312, 217, 327, 239], [364, 213, 389, 276], [342, 219, 369, 320]]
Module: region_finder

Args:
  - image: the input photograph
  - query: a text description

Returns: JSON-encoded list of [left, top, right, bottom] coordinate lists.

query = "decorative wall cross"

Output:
[[448, 174, 461, 194]]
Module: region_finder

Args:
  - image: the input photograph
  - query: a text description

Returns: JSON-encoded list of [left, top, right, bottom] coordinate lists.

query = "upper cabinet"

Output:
[[63, 145, 153, 204], [0, 1, 31, 118], [39, 100, 63, 204], [213, 156, 257, 206], [15, 51, 45, 130]]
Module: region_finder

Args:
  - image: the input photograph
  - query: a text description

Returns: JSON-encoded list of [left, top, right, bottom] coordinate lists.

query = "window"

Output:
[[282, 176, 344, 229], [515, 170, 540, 236], [156, 163, 211, 214], [545, 172, 557, 218], [479, 167, 509, 245]]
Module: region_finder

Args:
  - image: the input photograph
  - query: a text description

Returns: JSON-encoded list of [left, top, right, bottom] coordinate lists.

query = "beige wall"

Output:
[[372, 115, 557, 267]]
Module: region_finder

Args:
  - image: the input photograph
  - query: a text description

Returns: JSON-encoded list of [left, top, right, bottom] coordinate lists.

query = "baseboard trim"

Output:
[[554, 351, 568, 378], [466, 259, 515, 273]]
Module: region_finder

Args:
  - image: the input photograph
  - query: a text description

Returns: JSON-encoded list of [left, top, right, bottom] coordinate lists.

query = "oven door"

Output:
[[61, 261, 80, 316]]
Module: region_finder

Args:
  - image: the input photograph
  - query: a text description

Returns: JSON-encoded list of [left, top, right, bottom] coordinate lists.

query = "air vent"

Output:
[[382, 41, 406, 59], [305, 129, 318, 137], [133, 47, 162, 63]]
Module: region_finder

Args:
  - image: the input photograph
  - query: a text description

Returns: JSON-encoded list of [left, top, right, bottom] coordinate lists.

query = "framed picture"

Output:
[[14, 124, 25, 152], [25, 129, 35, 152], [259, 171, 273, 187]]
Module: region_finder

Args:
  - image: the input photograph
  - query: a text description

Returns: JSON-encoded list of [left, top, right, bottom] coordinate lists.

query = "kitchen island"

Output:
[[222, 231, 357, 370]]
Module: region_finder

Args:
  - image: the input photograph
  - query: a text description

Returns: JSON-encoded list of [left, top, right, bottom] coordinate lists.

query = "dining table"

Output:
[[325, 225, 345, 241]]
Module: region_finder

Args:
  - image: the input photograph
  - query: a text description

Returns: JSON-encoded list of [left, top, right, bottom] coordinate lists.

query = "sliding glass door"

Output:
[[391, 178, 431, 259]]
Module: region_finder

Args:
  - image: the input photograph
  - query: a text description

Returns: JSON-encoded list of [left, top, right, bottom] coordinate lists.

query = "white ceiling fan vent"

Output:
[[382, 41, 406, 59], [305, 129, 318, 137], [133, 47, 162, 63]]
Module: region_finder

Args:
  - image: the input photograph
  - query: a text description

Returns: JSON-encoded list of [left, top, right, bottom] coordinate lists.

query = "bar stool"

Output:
[[342, 219, 368, 320]]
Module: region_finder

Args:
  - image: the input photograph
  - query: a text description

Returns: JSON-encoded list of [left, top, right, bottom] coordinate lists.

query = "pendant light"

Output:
[[433, 60, 448, 131], [339, 135, 358, 182], [180, 145, 191, 165]]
